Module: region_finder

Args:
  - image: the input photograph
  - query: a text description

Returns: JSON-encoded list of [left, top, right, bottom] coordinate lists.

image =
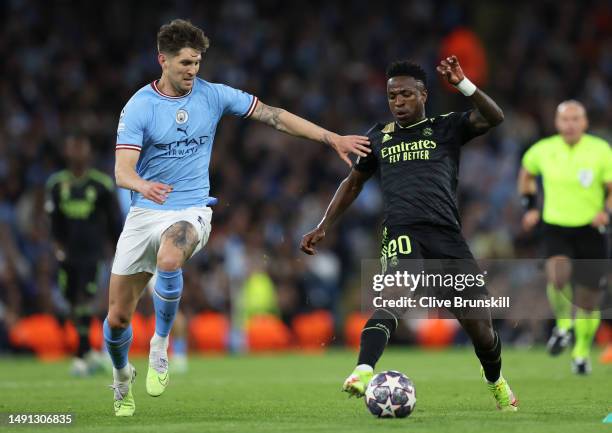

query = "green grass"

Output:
[[0, 348, 610, 433]]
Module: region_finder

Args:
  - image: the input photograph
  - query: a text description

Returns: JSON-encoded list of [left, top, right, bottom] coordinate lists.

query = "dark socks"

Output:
[[357, 309, 398, 367], [475, 331, 502, 383], [76, 315, 92, 358]]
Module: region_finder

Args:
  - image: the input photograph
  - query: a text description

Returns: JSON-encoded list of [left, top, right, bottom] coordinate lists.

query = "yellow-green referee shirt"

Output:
[[522, 133, 612, 227]]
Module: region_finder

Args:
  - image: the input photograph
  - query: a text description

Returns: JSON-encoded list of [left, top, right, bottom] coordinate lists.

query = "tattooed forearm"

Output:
[[250, 101, 338, 145], [162, 221, 199, 260], [252, 103, 288, 132]]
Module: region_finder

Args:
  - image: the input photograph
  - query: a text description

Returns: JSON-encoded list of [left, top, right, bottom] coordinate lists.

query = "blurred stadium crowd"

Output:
[[0, 0, 611, 353]]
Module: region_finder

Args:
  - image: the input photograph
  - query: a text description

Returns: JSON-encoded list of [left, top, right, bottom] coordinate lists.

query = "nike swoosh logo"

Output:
[[158, 373, 169, 387]]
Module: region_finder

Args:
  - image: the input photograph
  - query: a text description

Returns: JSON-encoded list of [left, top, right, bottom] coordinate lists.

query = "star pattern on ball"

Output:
[[364, 371, 416, 419], [381, 374, 405, 392], [376, 397, 402, 417]]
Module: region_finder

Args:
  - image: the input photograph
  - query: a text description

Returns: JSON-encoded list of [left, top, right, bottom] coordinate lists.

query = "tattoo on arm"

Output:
[[252, 103, 287, 132], [162, 221, 199, 261]]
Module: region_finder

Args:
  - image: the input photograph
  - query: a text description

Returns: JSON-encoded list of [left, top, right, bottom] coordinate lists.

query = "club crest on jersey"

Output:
[[423, 127, 433, 136], [176, 109, 189, 124], [577, 168, 594, 187]]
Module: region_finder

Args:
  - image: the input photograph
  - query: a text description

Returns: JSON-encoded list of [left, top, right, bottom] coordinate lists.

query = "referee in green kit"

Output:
[[518, 100, 612, 374]]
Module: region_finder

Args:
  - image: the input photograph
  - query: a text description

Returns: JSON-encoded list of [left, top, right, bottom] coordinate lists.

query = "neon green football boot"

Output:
[[342, 366, 374, 397], [146, 349, 169, 397], [110, 364, 136, 417], [482, 368, 518, 412]]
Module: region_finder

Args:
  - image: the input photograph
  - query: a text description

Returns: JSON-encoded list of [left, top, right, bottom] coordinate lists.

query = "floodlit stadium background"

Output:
[[0, 0, 610, 356]]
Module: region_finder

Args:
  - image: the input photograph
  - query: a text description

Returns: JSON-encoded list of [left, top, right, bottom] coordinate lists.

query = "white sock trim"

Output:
[[113, 364, 131, 383], [378, 308, 399, 328], [362, 326, 390, 340], [152, 288, 182, 303], [356, 364, 374, 372], [150, 333, 169, 351]]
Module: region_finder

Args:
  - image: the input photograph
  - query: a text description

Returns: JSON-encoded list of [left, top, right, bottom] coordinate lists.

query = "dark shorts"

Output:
[[542, 223, 608, 289], [58, 261, 101, 308], [542, 223, 607, 259], [381, 224, 476, 259], [380, 224, 489, 301]]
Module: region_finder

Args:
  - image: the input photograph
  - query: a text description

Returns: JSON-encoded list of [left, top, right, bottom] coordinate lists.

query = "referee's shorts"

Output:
[[542, 223, 608, 289]]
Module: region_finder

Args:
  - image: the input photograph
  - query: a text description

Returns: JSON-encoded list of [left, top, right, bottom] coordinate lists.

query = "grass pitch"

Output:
[[1, 348, 610, 433]]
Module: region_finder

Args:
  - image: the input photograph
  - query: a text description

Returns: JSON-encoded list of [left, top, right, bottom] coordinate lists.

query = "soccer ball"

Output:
[[364, 370, 416, 418]]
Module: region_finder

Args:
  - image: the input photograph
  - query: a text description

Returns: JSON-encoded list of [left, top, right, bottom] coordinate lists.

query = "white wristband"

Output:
[[454, 77, 477, 96]]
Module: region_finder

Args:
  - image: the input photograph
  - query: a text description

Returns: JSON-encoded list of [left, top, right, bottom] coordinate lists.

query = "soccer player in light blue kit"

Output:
[[106, 19, 370, 416]]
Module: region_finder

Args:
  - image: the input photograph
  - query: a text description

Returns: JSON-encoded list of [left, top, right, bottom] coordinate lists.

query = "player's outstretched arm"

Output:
[[517, 167, 540, 231], [115, 149, 173, 205], [301, 168, 373, 255], [436, 55, 504, 133], [250, 101, 370, 166]]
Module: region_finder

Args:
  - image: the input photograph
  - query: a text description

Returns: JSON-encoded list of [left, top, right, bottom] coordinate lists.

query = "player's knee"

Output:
[[546, 256, 571, 288], [156, 254, 183, 272], [106, 311, 132, 330], [573, 288, 602, 311], [547, 274, 570, 290]]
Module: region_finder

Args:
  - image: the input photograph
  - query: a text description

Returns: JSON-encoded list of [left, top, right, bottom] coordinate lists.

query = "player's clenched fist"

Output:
[[140, 181, 173, 205], [522, 209, 540, 232], [591, 211, 610, 228], [436, 55, 465, 85], [300, 226, 326, 255]]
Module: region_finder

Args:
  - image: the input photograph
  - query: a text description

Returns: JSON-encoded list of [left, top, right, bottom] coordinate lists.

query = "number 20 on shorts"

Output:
[[381, 234, 412, 272], [386, 235, 412, 257]]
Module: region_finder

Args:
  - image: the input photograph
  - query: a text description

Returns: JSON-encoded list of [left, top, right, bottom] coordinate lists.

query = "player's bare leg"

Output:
[[545, 256, 574, 355], [147, 221, 198, 397], [105, 272, 152, 416]]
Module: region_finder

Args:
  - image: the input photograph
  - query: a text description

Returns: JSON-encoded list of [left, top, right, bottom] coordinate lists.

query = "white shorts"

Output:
[[111, 206, 212, 275]]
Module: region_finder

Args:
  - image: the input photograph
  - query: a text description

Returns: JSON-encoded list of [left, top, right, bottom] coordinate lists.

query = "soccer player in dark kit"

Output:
[[46, 134, 123, 376], [301, 56, 518, 411]]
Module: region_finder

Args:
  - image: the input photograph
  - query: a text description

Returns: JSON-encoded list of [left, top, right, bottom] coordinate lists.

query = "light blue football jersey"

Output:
[[116, 78, 258, 210]]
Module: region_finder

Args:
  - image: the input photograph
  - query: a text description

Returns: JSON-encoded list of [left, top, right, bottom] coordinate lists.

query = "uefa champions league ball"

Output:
[[364, 370, 416, 418]]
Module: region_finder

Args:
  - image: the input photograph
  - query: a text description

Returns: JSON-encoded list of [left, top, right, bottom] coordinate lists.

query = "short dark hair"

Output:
[[157, 19, 210, 56], [386, 60, 427, 88]]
